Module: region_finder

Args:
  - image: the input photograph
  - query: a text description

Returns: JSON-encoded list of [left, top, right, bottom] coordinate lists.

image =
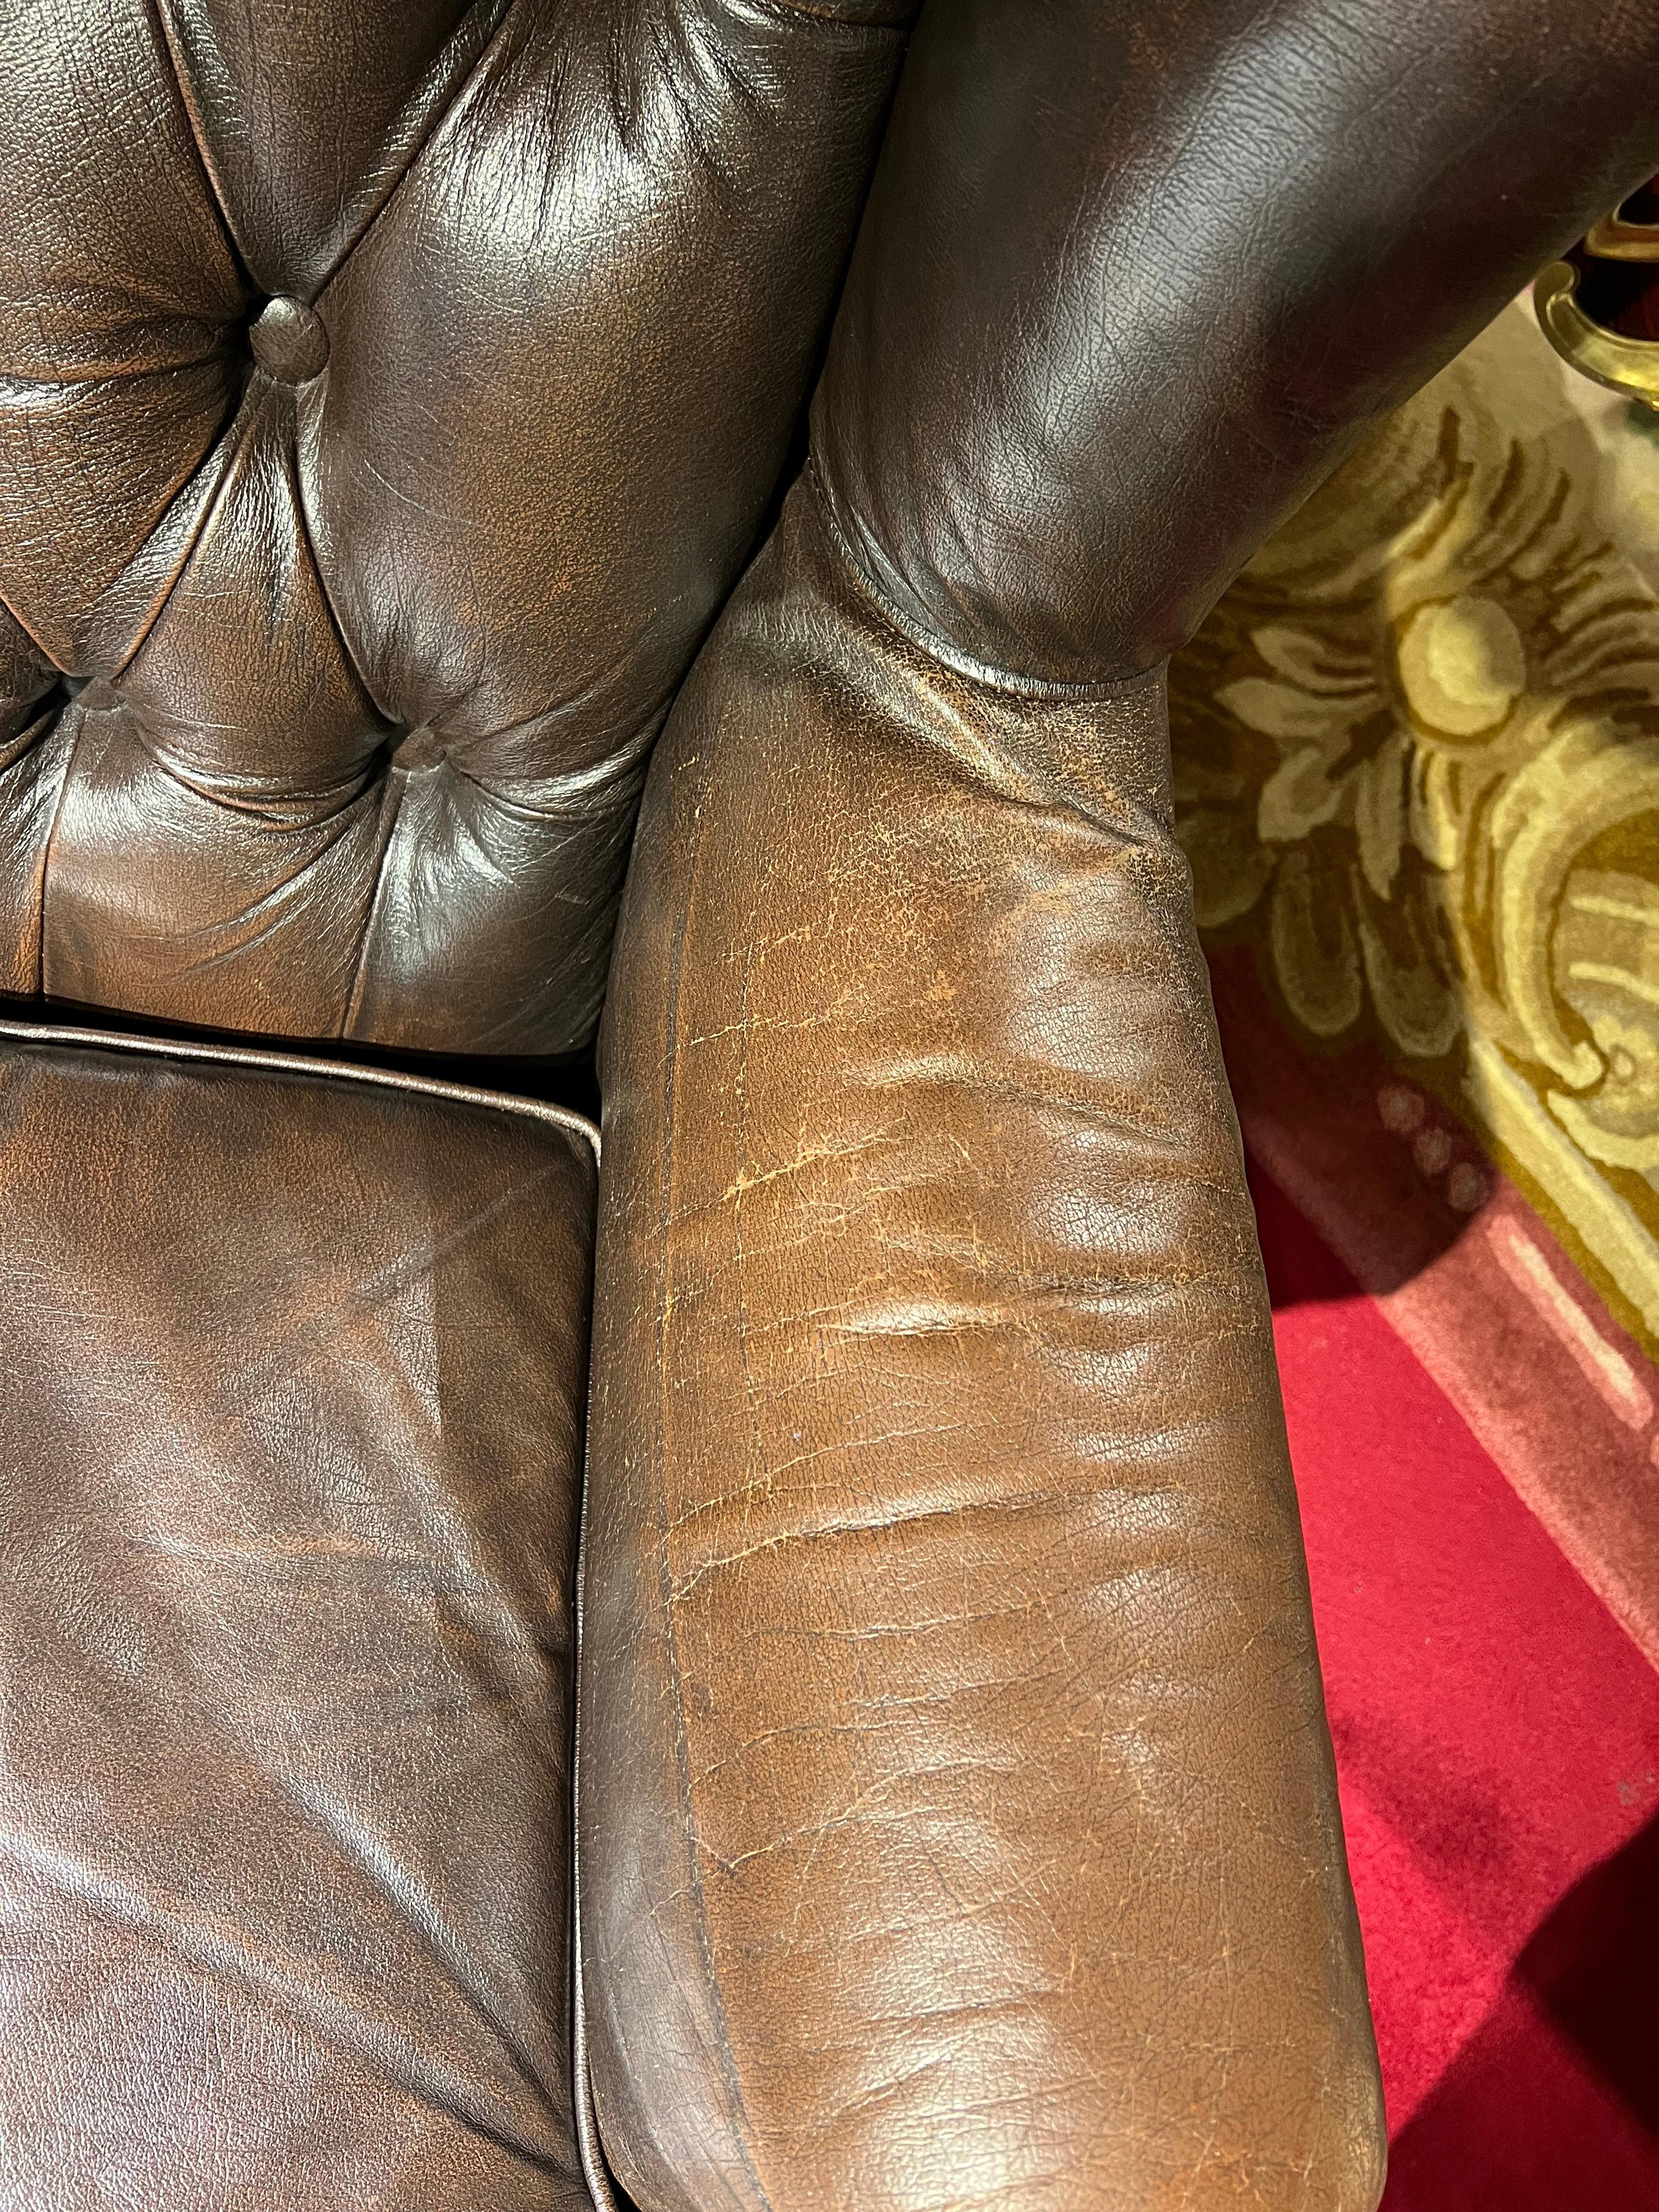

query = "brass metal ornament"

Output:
[[1535, 182, 1659, 409], [1584, 210, 1659, 261], [1534, 259, 1659, 410]]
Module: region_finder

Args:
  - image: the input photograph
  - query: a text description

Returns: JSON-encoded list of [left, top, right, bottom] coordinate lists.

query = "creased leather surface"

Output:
[[0, 0, 914, 1054], [580, 2, 1659, 2205], [583, 483, 1384, 2212], [0, 1028, 598, 2209]]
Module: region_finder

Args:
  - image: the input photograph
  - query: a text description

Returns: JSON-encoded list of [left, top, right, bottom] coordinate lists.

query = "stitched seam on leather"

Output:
[[644, 785, 774, 2212], [0, 1014, 599, 1155], [804, 456, 1165, 700]]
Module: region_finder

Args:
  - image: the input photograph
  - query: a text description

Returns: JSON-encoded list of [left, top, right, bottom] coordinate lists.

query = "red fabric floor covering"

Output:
[[1251, 1161, 1659, 2207]]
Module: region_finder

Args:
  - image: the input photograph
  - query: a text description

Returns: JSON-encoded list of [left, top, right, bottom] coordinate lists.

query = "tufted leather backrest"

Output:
[[0, 0, 913, 1058]]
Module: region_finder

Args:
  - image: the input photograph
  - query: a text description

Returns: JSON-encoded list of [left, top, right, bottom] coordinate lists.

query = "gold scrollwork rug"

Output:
[[1171, 296, 1659, 2202]]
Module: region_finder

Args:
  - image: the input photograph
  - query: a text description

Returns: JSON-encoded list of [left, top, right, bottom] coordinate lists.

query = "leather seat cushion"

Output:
[[0, 1022, 597, 2210]]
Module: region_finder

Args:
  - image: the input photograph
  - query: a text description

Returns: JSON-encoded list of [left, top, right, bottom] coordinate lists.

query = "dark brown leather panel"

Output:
[[0, 1021, 598, 2208], [580, 482, 1384, 2212], [814, 0, 1659, 685], [0, 0, 915, 1056]]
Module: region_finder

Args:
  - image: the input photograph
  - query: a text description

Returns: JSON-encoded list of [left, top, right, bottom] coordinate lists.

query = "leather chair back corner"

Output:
[[0, 0, 915, 1058]]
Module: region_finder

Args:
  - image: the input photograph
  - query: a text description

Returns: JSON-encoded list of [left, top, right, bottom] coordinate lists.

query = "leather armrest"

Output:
[[579, 479, 1382, 2211]]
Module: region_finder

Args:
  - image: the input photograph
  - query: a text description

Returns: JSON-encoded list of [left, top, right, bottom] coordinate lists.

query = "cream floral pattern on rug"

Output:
[[1171, 297, 1659, 1353]]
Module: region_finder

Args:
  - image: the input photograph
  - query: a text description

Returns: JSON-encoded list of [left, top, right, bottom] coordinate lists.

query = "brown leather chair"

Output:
[[0, 4, 1651, 2206]]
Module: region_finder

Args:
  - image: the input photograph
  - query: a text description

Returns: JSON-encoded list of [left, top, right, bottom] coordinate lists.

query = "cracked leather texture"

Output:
[[583, 478, 1387, 2212], [579, 3, 1659, 2207], [0, 0, 913, 1054], [0, 1028, 598, 2209]]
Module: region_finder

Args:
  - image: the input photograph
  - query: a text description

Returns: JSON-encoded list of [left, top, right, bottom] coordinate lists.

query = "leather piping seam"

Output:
[[0, 1015, 600, 1159], [804, 456, 1164, 701], [571, 1431, 622, 2212]]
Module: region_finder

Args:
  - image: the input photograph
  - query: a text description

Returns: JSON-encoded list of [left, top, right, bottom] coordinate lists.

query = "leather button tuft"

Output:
[[249, 297, 330, 385]]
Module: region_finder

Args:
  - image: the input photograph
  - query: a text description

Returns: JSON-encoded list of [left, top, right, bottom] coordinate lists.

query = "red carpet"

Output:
[[1232, 994, 1659, 2203]]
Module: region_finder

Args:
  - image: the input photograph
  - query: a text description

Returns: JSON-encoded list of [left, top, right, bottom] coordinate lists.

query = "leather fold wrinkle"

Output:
[[0, 0, 916, 1057], [0, 0, 247, 675], [296, 0, 918, 1054], [152, 0, 517, 301], [346, 730, 662, 1055], [582, 478, 1384, 2212], [0, 1022, 599, 2211], [0, 602, 55, 746], [39, 374, 397, 1037]]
